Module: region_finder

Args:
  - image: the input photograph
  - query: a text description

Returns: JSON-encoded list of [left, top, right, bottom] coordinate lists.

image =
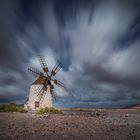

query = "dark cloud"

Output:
[[0, 0, 140, 108]]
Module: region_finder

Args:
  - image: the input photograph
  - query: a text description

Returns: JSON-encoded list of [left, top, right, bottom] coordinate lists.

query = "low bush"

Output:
[[36, 107, 46, 115], [0, 103, 27, 113], [36, 107, 63, 115]]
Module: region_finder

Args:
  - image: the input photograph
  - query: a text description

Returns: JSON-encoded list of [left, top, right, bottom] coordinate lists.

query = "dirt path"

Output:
[[0, 110, 140, 140]]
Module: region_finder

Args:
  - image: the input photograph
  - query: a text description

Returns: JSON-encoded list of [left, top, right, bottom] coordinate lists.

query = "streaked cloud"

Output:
[[0, 0, 140, 108]]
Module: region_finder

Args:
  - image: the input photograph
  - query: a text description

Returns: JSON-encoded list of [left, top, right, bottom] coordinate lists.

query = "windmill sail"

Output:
[[51, 89, 57, 101], [38, 55, 49, 76], [53, 79, 65, 89], [50, 62, 62, 77], [34, 85, 43, 95], [28, 66, 44, 77]]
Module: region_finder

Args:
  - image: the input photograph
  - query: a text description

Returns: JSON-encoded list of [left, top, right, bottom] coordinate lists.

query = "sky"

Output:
[[0, 0, 140, 108]]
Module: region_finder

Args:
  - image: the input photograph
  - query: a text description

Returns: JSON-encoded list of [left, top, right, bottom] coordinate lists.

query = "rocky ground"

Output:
[[0, 109, 140, 140]]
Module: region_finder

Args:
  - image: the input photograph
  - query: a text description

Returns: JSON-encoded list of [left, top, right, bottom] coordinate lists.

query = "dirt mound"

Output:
[[124, 104, 140, 109]]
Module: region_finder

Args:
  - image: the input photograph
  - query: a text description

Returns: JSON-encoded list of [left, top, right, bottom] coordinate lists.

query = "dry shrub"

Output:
[[0, 103, 27, 113], [36, 107, 63, 115]]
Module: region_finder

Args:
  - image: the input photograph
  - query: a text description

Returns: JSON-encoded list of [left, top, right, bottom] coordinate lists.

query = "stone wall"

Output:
[[24, 84, 53, 110]]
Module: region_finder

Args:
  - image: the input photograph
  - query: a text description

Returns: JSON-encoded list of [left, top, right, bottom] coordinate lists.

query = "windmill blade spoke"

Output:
[[51, 89, 57, 101], [53, 79, 65, 89], [36, 86, 44, 97], [34, 85, 43, 95], [57, 83, 65, 89], [36, 86, 45, 100], [39, 90, 46, 102], [39, 86, 49, 103], [28, 66, 44, 77], [38, 55, 49, 75], [68, 90, 74, 98], [51, 62, 62, 77]]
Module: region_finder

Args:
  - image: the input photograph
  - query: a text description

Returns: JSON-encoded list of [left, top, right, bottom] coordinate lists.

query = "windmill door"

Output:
[[35, 101, 39, 108]]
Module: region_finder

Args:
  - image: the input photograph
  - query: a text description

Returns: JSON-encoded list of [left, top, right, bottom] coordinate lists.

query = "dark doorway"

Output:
[[35, 101, 39, 108]]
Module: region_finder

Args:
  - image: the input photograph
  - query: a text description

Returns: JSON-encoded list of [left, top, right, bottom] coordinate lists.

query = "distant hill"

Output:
[[123, 104, 140, 109]]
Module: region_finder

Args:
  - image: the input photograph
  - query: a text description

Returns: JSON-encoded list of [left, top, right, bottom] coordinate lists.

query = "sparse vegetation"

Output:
[[36, 107, 63, 115], [0, 103, 27, 113]]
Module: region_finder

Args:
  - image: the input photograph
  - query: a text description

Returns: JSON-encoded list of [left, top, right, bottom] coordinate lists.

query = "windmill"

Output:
[[24, 55, 65, 110]]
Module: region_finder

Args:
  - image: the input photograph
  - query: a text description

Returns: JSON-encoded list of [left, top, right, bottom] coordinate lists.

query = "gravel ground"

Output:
[[0, 109, 140, 140]]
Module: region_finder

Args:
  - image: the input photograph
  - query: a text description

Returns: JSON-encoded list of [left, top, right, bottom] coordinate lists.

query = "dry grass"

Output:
[[0, 103, 27, 113], [36, 107, 63, 115]]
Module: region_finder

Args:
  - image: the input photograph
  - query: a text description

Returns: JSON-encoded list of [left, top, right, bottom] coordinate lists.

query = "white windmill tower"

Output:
[[24, 55, 65, 111]]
